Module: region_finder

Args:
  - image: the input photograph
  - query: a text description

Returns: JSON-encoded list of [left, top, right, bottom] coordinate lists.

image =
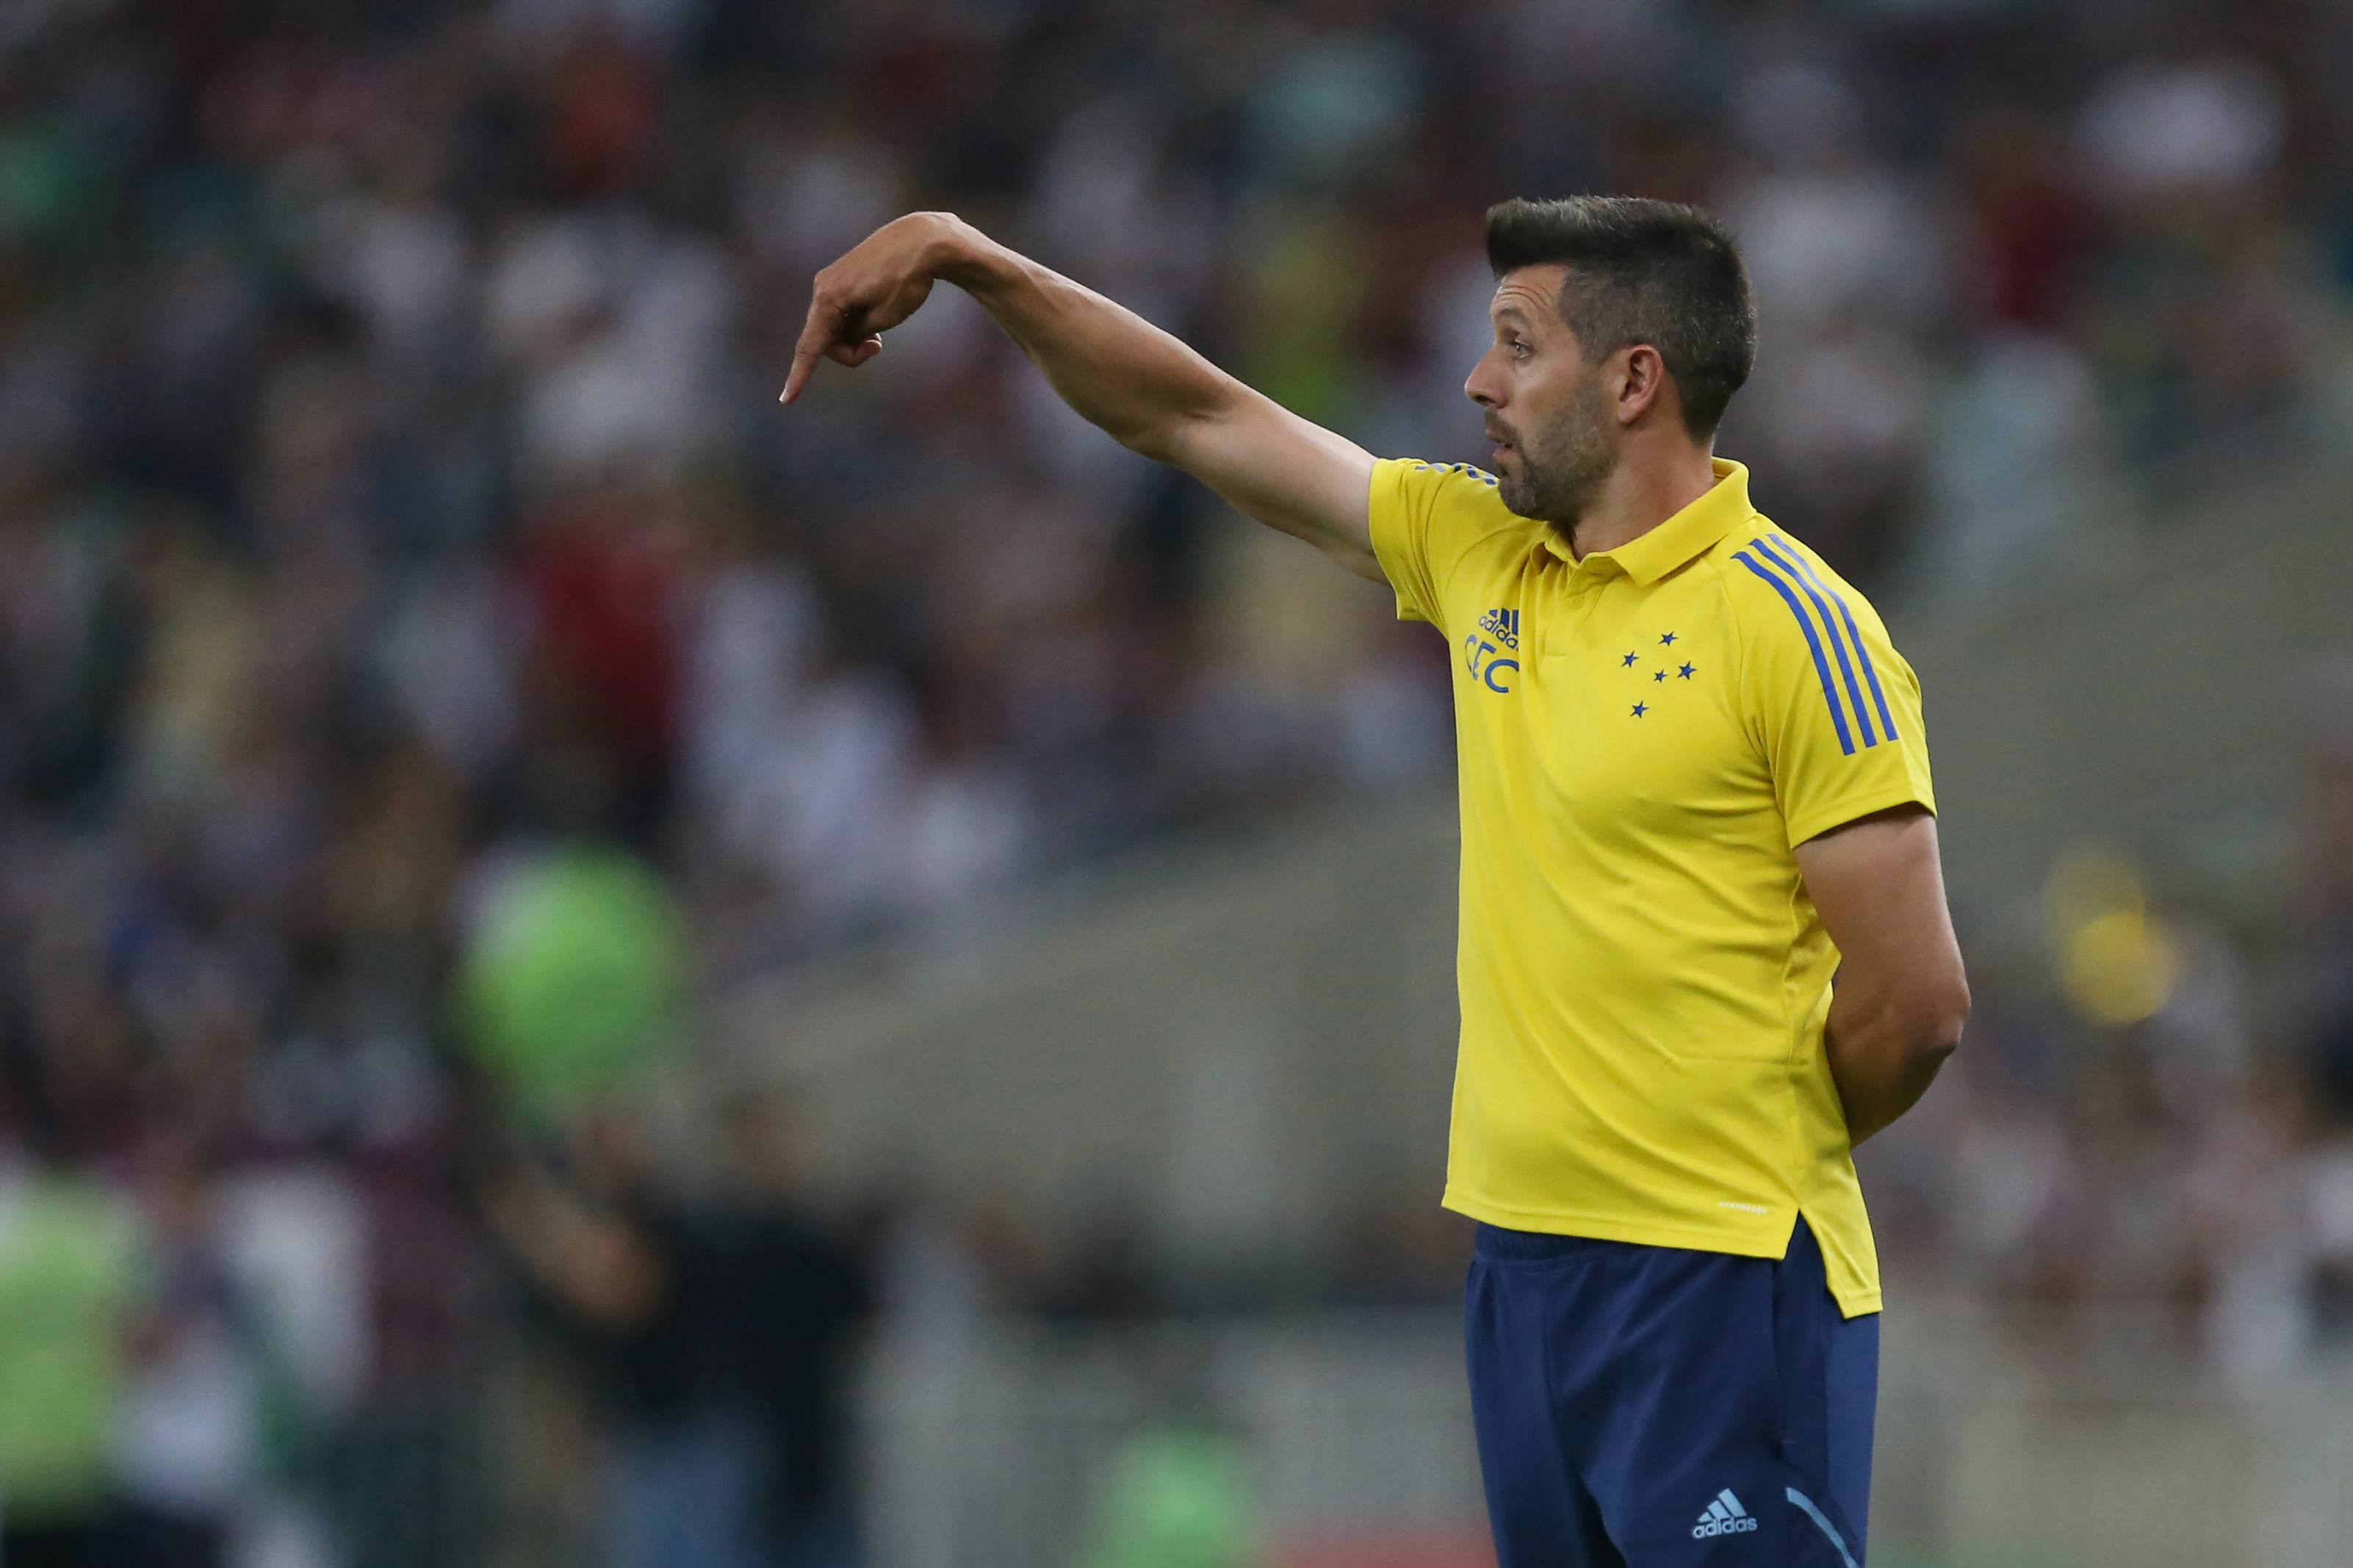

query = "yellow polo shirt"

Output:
[[1369, 455, 1934, 1316]]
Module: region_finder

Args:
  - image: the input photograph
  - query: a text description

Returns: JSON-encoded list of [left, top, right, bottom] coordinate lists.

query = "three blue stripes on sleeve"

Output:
[[1732, 536, 1898, 756]]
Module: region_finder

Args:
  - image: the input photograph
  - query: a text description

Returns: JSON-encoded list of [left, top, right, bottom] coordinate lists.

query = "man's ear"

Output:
[[1615, 344, 1668, 427]]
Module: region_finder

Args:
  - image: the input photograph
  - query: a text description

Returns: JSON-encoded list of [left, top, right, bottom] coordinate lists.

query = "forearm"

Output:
[[1823, 991, 1960, 1146], [787, 212, 1377, 573], [932, 221, 1240, 461]]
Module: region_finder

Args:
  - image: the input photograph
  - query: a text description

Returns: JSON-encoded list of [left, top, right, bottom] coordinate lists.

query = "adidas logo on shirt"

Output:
[[1692, 1489, 1760, 1539], [1475, 607, 1520, 649]]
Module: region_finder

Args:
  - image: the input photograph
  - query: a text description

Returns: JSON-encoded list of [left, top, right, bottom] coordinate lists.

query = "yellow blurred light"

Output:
[[2045, 847, 2183, 1027], [2058, 908, 2182, 1026]]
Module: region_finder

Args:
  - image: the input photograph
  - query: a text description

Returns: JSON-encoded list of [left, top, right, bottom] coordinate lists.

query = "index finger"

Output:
[[779, 295, 842, 405]]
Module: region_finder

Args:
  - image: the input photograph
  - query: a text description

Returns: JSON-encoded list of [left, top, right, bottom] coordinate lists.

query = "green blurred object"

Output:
[[1075, 1424, 1258, 1568], [0, 1172, 148, 1527], [456, 845, 689, 1119]]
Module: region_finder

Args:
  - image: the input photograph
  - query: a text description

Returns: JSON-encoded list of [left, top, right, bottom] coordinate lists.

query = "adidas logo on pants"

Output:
[[1693, 1489, 1761, 1539]]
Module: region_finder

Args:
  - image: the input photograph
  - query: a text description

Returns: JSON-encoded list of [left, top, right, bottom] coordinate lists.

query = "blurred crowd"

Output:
[[6, 0, 2353, 1562]]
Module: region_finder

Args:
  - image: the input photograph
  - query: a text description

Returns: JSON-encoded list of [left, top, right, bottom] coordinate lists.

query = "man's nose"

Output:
[[1464, 364, 1499, 408]]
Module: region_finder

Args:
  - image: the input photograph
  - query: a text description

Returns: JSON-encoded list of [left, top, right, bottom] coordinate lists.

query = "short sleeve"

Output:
[[1366, 458, 1512, 636], [1733, 538, 1936, 847]]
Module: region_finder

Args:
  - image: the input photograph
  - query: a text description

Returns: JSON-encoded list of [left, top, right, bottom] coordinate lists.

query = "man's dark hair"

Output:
[[1485, 195, 1757, 440]]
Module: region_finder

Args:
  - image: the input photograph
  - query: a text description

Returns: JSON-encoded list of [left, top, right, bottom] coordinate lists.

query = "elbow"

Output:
[[1123, 420, 1184, 466], [1126, 389, 1234, 469], [1910, 969, 1971, 1069], [1115, 402, 1192, 466]]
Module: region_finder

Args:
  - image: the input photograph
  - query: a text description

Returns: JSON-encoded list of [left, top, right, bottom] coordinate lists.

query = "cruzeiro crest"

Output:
[[1618, 629, 1697, 718], [1463, 607, 1520, 693]]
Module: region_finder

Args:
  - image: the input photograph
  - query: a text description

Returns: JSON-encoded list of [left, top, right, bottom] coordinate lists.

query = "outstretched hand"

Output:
[[778, 212, 960, 404]]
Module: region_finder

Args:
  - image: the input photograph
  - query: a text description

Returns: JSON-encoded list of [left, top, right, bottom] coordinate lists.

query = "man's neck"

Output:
[[1566, 445, 1720, 560]]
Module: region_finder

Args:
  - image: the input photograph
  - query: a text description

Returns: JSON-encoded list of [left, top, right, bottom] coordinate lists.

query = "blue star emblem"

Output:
[[1621, 651, 1638, 668], [1630, 701, 1648, 718], [1677, 662, 1696, 680], [1652, 671, 1666, 682], [1659, 632, 1678, 646]]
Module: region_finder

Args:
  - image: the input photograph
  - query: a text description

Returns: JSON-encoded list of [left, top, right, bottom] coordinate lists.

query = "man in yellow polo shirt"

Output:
[[787, 195, 1970, 1568]]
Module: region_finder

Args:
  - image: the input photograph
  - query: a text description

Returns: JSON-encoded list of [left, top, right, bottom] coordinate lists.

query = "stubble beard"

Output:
[[1496, 375, 1620, 541]]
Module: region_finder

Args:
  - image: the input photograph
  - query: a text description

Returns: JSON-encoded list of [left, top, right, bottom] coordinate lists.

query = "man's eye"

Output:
[[1509, 341, 1530, 359]]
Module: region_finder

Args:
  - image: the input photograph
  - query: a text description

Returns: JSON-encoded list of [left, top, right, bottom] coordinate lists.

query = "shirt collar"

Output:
[[1540, 458, 1752, 584]]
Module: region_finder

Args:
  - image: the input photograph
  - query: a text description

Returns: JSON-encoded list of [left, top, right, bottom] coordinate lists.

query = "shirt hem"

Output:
[[1442, 1187, 1883, 1318], [1785, 783, 1936, 849]]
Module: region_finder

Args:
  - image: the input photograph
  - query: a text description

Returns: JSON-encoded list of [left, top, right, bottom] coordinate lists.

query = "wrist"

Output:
[[926, 214, 1010, 292]]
